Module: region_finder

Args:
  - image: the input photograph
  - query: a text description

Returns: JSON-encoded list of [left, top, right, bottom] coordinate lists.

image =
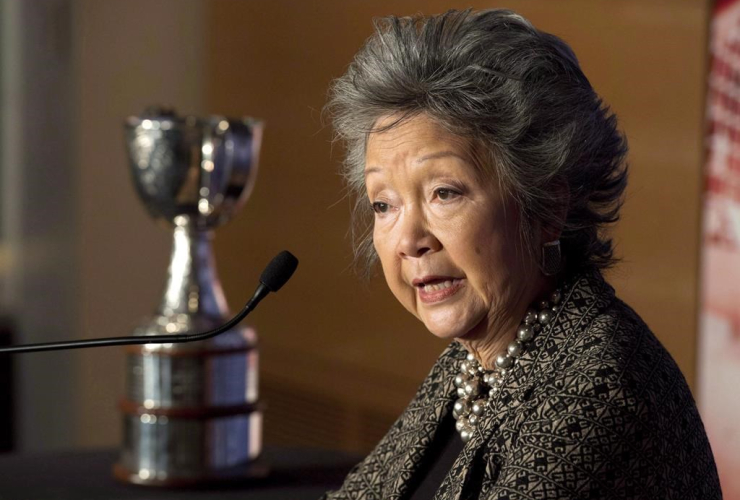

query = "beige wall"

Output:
[[57, 0, 710, 452], [75, 0, 205, 448], [1, 0, 80, 452], [206, 0, 711, 452]]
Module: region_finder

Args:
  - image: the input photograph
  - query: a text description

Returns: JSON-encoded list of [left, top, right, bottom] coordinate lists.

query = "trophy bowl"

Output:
[[114, 107, 267, 486], [125, 106, 263, 229]]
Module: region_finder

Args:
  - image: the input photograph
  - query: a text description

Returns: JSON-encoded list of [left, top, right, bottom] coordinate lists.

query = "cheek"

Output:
[[453, 209, 516, 298], [374, 224, 421, 318], [374, 226, 407, 292], [373, 224, 392, 273], [478, 214, 533, 307], [468, 233, 506, 298]]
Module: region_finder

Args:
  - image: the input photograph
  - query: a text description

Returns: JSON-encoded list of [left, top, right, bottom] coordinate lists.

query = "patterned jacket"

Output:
[[319, 268, 722, 500]]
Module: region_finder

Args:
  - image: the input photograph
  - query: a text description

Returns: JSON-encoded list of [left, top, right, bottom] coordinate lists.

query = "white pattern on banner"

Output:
[[699, 0, 740, 497]]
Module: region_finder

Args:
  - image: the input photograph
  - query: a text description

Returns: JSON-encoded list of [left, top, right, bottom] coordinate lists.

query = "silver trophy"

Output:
[[114, 106, 266, 486]]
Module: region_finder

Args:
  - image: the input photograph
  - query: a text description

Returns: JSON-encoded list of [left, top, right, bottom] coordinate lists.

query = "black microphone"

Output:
[[0, 251, 298, 355]]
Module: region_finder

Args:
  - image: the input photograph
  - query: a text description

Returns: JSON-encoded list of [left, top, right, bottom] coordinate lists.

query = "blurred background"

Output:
[[0, 0, 721, 478]]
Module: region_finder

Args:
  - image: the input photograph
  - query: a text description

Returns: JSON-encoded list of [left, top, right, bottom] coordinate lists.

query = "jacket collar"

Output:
[[382, 267, 615, 500]]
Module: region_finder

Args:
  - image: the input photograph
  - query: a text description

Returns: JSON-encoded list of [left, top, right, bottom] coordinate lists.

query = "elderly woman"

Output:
[[320, 8, 721, 500]]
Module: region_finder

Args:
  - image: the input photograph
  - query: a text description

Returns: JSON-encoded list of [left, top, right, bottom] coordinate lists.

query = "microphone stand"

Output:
[[0, 249, 297, 488], [0, 284, 267, 355]]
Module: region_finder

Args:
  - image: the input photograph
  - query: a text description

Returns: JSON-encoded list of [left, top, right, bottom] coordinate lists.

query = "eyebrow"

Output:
[[364, 150, 466, 176]]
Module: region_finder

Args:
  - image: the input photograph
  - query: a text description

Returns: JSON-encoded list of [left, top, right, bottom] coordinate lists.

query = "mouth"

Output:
[[412, 276, 465, 303]]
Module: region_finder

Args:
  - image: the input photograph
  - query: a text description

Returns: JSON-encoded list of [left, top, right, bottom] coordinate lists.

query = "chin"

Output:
[[423, 314, 487, 342], [423, 316, 482, 340], [425, 325, 466, 340]]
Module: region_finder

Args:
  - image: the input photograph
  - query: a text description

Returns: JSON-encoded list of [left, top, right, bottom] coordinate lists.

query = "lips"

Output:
[[412, 275, 461, 287], [413, 276, 465, 303]]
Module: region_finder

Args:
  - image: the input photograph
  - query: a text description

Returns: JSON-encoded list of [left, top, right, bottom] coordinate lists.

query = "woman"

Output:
[[321, 8, 721, 500]]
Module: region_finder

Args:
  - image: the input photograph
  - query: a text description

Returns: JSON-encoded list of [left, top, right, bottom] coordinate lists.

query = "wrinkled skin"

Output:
[[365, 113, 560, 368]]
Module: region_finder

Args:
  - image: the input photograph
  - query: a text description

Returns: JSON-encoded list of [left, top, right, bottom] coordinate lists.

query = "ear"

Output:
[[540, 177, 570, 243]]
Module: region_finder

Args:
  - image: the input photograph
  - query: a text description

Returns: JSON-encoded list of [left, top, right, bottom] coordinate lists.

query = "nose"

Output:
[[396, 205, 441, 258]]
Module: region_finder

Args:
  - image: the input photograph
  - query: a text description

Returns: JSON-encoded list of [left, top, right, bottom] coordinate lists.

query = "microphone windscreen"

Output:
[[260, 251, 299, 292]]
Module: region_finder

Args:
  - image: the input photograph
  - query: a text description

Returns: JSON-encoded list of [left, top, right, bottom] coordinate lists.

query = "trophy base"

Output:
[[112, 458, 270, 487]]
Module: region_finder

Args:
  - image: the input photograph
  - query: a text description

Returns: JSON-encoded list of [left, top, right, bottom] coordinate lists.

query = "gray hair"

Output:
[[325, 8, 629, 278]]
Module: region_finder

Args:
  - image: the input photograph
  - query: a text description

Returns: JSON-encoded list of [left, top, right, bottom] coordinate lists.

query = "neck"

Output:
[[456, 272, 558, 370]]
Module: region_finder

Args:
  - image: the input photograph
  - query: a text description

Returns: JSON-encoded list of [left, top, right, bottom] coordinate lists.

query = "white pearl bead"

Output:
[[464, 380, 481, 397], [507, 340, 523, 358], [454, 398, 471, 415], [495, 354, 513, 369], [538, 309, 552, 325], [460, 427, 473, 442], [456, 417, 469, 432], [517, 325, 534, 342], [455, 373, 470, 388], [472, 399, 486, 416], [524, 308, 538, 325]]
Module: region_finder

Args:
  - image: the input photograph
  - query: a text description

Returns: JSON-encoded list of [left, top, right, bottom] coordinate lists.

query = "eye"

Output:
[[371, 201, 390, 214], [435, 188, 461, 201]]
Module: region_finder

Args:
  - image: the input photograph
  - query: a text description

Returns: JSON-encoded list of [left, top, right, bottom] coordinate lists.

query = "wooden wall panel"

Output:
[[206, 0, 710, 450], [76, 0, 206, 448]]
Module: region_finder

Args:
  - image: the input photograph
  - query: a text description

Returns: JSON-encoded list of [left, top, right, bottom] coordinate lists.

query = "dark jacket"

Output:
[[320, 268, 722, 500]]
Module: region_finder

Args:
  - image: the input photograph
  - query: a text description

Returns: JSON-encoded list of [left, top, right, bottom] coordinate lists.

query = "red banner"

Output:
[[699, 0, 740, 495]]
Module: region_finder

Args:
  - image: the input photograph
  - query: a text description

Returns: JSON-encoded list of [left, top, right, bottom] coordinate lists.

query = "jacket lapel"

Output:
[[382, 341, 467, 500], [434, 268, 615, 500]]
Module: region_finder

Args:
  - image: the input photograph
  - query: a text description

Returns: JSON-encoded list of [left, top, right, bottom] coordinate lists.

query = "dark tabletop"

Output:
[[0, 446, 362, 500]]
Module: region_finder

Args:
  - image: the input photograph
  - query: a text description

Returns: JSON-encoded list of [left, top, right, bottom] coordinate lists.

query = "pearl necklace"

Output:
[[452, 287, 563, 442]]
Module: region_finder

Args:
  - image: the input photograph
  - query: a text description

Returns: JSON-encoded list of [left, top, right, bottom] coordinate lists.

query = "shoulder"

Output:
[[509, 297, 721, 498], [522, 293, 688, 429], [533, 296, 704, 455], [558, 296, 690, 413]]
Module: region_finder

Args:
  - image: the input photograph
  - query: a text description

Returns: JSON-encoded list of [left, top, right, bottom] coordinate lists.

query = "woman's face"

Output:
[[365, 113, 539, 341]]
